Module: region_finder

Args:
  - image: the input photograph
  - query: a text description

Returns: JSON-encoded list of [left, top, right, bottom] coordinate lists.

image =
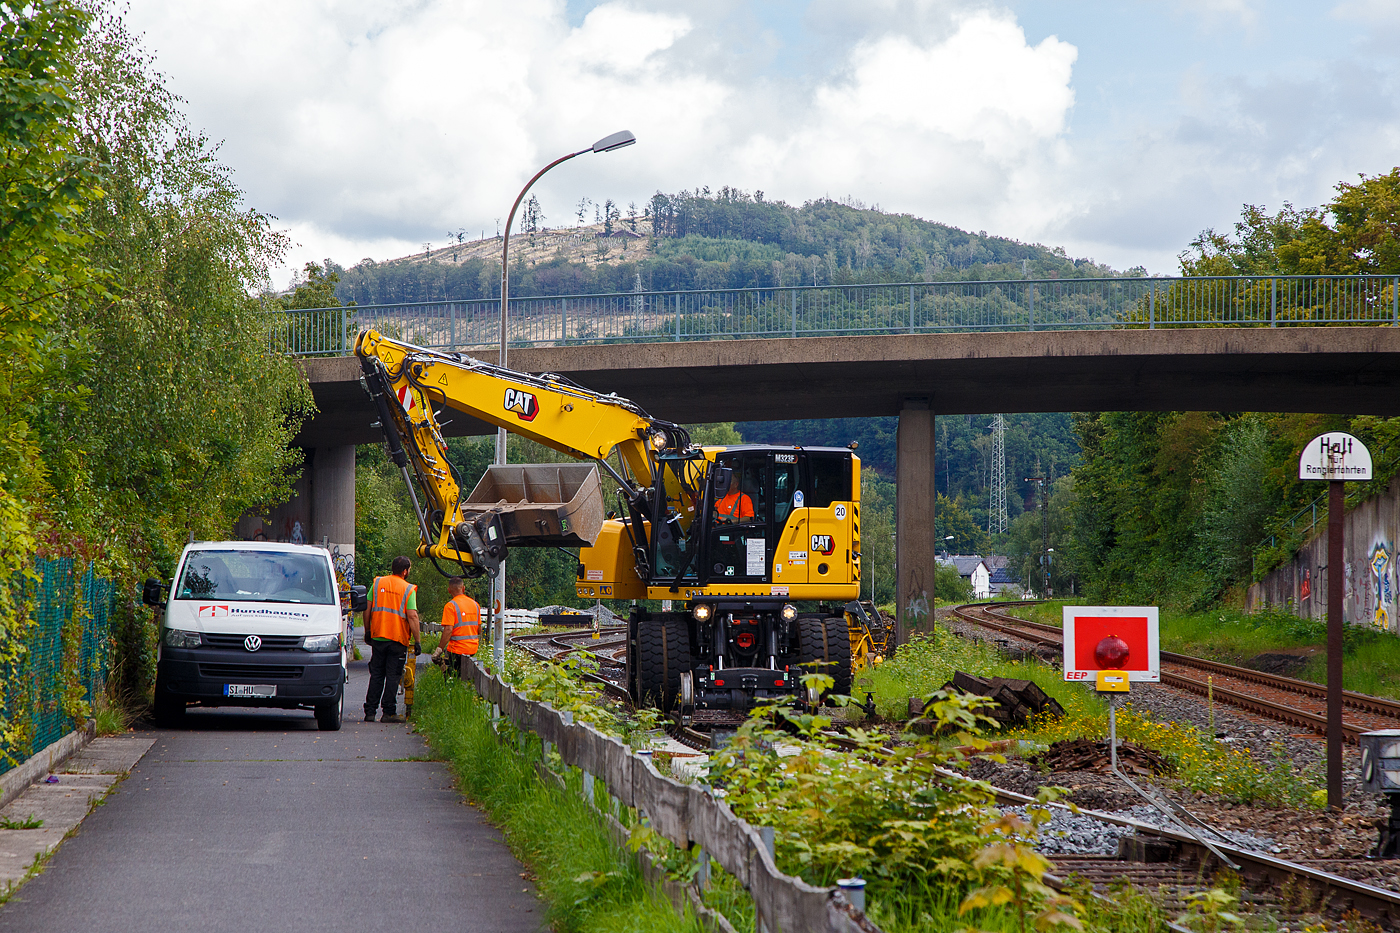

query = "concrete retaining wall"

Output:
[[1248, 477, 1400, 634]]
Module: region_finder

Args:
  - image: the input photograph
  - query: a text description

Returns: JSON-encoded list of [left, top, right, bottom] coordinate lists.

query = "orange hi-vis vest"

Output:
[[368, 574, 415, 645], [717, 489, 754, 521], [442, 594, 480, 656]]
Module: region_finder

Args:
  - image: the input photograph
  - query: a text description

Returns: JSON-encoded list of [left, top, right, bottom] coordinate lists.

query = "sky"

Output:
[[122, 0, 1400, 287]]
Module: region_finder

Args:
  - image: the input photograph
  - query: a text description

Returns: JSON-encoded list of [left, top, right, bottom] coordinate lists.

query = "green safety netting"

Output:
[[0, 559, 112, 775]]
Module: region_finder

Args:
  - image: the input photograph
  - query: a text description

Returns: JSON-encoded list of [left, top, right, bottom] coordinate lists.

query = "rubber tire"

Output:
[[637, 616, 690, 712], [152, 686, 187, 728], [797, 616, 853, 702], [316, 687, 343, 731]]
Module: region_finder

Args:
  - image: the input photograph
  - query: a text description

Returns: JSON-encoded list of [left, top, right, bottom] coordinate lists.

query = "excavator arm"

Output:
[[354, 329, 688, 575]]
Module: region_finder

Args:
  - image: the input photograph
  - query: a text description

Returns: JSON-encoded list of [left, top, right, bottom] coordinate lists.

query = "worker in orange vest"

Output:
[[436, 575, 480, 676], [716, 475, 754, 523], [363, 555, 421, 723]]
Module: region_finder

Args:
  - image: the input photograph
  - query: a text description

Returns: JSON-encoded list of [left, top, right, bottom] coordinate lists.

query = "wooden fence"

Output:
[[459, 657, 881, 933]]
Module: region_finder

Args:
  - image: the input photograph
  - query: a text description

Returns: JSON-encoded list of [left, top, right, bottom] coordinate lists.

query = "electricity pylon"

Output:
[[989, 414, 1007, 535]]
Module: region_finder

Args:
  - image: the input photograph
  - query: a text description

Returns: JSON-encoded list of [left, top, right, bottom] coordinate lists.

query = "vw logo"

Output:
[[243, 635, 262, 652]]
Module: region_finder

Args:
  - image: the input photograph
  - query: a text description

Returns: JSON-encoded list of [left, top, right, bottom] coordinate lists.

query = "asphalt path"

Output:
[[0, 647, 543, 933]]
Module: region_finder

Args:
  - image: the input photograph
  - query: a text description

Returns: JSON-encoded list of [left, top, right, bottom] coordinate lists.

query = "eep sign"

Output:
[[1063, 606, 1160, 683]]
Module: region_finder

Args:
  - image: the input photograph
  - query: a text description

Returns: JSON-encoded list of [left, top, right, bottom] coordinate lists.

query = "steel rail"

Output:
[[950, 603, 1400, 745], [819, 725, 1400, 924], [972, 603, 1400, 718], [508, 625, 633, 703]]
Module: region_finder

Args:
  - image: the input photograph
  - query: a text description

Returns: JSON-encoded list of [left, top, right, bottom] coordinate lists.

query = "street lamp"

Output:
[[498, 129, 637, 376], [492, 130, 637, 668]]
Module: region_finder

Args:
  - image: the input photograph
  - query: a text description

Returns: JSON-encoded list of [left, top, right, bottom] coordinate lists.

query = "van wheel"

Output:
[[316, 689, 343, 731], [153, 689, 186, 728]]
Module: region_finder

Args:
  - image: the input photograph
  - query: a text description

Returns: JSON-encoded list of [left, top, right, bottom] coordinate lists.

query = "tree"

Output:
[[37, 2, 312, 695], [1007, 476, 1075, 597], [1180, 167, 1400, 276], [283, 261, 342, 309], [0, 0, 99, 766]]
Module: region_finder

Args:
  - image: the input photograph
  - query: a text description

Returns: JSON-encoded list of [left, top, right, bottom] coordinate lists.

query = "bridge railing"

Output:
[[269, 274, 1400, 355]]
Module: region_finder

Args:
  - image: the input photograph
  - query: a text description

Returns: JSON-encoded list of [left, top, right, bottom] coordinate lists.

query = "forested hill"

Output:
[[331, 188, 1128, 305]]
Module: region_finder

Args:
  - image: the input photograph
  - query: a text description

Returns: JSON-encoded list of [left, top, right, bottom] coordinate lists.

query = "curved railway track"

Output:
[[950, 602, 1400, 743], [509, 625, 633, 702]]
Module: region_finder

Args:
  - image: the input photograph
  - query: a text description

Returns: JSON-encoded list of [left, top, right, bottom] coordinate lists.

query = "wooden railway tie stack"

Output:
[[914, 671, 1066, 727]]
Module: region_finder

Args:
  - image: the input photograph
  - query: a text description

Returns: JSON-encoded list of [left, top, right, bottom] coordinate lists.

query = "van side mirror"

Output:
[[712, 467, 733, 497], [142, 578, 166, 607], [349, 585, 368, 613]]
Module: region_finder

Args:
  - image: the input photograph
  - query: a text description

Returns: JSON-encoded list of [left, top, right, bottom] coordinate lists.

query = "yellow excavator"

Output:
[[356, 330, 864, 717]]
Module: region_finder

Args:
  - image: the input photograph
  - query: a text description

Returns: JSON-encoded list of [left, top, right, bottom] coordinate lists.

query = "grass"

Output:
[[93, 690, 134, 736], [859, 626, 1323, 807], [1015, 600, 1400, 701], [412, 667, 702, 933], [0, 814, 43, 830]]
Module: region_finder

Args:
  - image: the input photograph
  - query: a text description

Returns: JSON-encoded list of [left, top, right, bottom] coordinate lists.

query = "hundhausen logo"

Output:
[[811, 534, 835, 555], [503, 388, 539, 422], [198, 605, 230, 618]]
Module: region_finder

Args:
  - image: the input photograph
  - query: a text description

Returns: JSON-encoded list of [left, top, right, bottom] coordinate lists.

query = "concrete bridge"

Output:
[[272, 323, 1400, 640]]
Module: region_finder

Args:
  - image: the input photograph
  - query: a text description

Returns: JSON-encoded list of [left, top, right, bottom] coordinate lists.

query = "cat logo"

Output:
[[811, 534, 835, 555], [503, 388, 539, 422]]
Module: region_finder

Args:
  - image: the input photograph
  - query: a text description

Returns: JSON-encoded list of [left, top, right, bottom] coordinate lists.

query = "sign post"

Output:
[[1299, 432, 1373, 810]]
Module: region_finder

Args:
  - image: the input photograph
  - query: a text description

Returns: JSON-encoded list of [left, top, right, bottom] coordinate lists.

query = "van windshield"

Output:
[[175, 550, 336, 605]]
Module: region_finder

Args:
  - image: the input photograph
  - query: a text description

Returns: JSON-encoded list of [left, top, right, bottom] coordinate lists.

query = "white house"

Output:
[[942, 555, 992, 600]]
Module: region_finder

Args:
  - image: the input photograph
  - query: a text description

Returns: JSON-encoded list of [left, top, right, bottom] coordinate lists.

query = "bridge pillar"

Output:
[[311, 445, 357, 586], [895, 398, 936, 647], [235, 445, 357, 587]]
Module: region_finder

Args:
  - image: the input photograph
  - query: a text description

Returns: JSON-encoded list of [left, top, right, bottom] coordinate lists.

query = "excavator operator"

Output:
[[715, 473, 754, 524]]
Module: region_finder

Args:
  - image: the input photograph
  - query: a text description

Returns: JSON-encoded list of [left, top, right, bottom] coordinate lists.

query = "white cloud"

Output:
[[125, 0, 1082, 284], [122, 0, 1400, 282]]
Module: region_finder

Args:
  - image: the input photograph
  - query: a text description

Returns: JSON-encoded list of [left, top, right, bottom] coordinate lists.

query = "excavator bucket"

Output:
[[462, 463, 605, 548]]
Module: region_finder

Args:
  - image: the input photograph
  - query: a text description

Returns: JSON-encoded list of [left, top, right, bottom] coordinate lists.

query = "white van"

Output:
[[147, 541, 356, 730]]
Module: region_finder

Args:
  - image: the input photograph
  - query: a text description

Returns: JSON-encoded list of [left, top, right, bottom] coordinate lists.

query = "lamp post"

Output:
[[492, 130, 637, 670]]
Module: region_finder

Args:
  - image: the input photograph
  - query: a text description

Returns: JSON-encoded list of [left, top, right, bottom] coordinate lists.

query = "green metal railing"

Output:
[[0, 559, 112, 774], [270, 274, 1400, 355]]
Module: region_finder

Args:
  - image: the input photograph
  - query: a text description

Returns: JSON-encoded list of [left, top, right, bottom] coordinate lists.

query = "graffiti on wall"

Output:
[[331, 544, 355, 589], [1370, 542, 1393, 631]]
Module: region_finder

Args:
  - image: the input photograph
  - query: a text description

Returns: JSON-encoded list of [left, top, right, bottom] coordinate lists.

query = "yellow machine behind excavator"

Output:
[[355, 329, 870, 715]]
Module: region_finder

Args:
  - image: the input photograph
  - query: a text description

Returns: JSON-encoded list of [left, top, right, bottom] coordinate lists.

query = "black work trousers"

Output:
[[365, 639, 408, 717]]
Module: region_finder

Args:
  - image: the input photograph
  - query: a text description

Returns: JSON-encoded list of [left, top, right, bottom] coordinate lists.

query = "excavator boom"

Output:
[[354, 329, 681, 574]]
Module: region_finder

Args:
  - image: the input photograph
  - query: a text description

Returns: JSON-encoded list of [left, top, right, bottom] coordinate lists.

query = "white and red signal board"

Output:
[[1063, 606, 1160, 683]]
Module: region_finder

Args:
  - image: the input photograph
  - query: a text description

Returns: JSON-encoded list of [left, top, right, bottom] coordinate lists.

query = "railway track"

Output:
[[508, 625, 633, 702], [504, 622, 1400, 925], [950, 602, 1400, 744]]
